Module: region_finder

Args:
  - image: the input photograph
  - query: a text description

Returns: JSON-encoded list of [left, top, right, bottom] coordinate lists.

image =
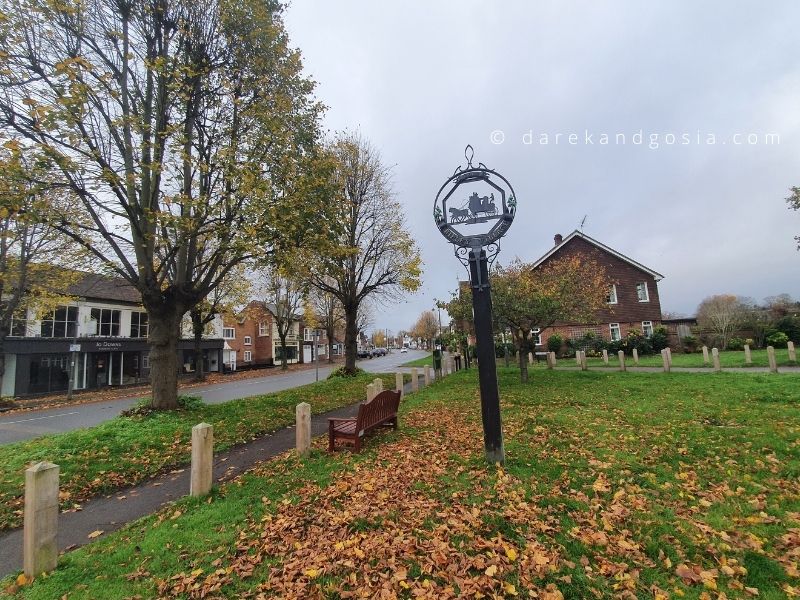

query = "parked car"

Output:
[[373, 347, 387, 357], [400, 347, 408, 353], [357, 348, 372, 359]]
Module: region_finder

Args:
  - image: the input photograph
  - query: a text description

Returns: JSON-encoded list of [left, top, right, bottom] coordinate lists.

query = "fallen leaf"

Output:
[[87, 530, 104, 539]]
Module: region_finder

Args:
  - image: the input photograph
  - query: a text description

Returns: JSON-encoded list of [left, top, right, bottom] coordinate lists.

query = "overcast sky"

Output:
[[284, 1, 800, 334]]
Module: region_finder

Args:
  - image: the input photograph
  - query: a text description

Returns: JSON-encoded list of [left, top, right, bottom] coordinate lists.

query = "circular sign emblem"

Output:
[[433, 146, 516, 249]]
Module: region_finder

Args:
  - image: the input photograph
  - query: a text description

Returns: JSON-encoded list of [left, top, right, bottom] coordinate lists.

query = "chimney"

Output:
[[554, 233, 563, 246]]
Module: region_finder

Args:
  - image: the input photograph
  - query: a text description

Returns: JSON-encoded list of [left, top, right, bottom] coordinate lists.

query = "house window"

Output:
[[636, 282, 650, 302], [609, 323, 621, 342], [607, 285, 618, 304], [131, 312, 149, 338], [244, 336, 252, 345], [532, 328, 542, 345], [142, 355, 150, 369], [243, 350, 252, 362], [223, 327, 235, 339], [258, 322, 269, 336], [304, 327, 314, 342], [10, 313, 28, 336], [90, 308, 120, 336], [642, 321, 654, 338], [40, 306, 78, 338]]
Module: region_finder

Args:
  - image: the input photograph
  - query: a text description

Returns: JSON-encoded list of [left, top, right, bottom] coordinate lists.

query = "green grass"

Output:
[[4, 369, 800, 598], [400, 354, 433, 367], [576, 347, 797, 368], [0, 372, 394, 531]]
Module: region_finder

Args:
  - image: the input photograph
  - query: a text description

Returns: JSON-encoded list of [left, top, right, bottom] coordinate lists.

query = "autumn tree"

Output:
[[695, 295, 749, 349], [254, 263, 307, 370], [306, 132, 422, 374], [0, 0, 329, 408], [0, 143, 87, 393], [439, 285, 474, 360], [491, 256, 611, 383], [411, 311, 438, 352]]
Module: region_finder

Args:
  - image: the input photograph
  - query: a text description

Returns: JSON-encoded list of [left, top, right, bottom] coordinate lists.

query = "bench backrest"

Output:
[[356, 389, 401, 431]]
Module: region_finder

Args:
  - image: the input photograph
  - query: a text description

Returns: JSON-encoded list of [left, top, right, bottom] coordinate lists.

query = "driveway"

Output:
[[0, 349, 429, 446]]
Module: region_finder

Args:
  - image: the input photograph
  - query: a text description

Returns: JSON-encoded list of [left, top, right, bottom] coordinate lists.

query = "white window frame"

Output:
[[244, 335, 252, 346], [642, 321, 654, 338], [304, 327, 314, 342], [532, 328, 542, 346], [636, 282, 650, 303], [142, 355, 150, 369], [609, 323, 621, 342], [607, 284, 618, 305], [258, 322, 269, 337], [243, 350, 252, 362], [223, 327, 235, 339]]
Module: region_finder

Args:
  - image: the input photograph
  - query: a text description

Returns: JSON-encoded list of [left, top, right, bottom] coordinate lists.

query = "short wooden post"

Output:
[[702, 345, 709, 366], [661, 349, 670, 373], [575, 353, 581, 366], [767, 346, 778, 373], [744, 344, 752, 365], [618, 351, 626, 372], [373, 378, 383, 393], [789, 341, 797, 363], [550, 352, 557, 367], [190, 423, 214, 497], [411, 367, 419, 392], [602, 349, 609, 365], [632, 348, 639, 365], [23, 461, 59, 578], [666, 347, 673, 368], [580, 350, 588, 371], [711, 347, 721, 372], [546, 352, 553, 369], [395, 372, 404, 397], [528, 352, 533, 365], [295, 404, 311, 457], [423, 365, 430, 387]]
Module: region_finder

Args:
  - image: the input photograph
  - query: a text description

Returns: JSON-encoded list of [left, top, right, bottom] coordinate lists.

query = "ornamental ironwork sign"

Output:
[[433, 145, 517, 269]]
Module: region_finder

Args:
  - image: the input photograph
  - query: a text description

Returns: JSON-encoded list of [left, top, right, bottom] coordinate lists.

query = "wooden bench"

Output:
[[328, 389, 401, 452]]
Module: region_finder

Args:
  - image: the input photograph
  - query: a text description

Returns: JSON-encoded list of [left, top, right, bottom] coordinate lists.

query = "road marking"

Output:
[[1, 411, 80, 425]]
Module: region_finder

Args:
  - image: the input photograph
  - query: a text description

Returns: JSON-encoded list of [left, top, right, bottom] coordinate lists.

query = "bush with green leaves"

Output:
[[766, 331, 790, 348], [546, 334, 563, 353], [567, 331, 606, 357], [649, 326, 669, 352], [727, 337, 746, 351], [681, 335, 699, 353], [328, 366, 366, 379], [775, 315, 800, 343]]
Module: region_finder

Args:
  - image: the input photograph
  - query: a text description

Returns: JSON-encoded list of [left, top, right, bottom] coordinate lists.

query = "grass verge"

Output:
[[576, 347, 797, 369], [0, 372, 393, 531], [400, 354, 433, 368], [3, 369, 800, 598]]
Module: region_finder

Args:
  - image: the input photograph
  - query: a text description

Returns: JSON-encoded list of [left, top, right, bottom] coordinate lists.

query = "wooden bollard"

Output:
[[24, 461, 59, 578], [575, 353, 581, 366], [395, 372, 404, 398], [666, 347, 673, 368], [373, 378, 383, 393], [366, 383, 375, 402], [423, 365, 430, 387], [632, 348, 639, 365], [767, 346, 778, 373], [702, 345, 709, 366], [744, 344, 752, 365], [661, 349, 670, 372], [789, 341, 797, 363], [411, 368, 419, 392], [602, 349, 609, 365], [618, 351, 626, 371], [528, 352, 534, 365], [190, 423, 214, 496], [711, 348, 721, 372], [295, 404, 311, 457], [580, 351, 588, 371], [546, 352, 553, 369], [550, 352, 557, 367]]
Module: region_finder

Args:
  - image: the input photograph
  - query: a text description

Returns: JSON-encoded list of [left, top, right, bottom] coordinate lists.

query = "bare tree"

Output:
[[696, 295, 749, 349], [310, 283, 343, 363], [306, 133, 421, 374], [0, 0, 326, 407], [255, 268, 306, 370]]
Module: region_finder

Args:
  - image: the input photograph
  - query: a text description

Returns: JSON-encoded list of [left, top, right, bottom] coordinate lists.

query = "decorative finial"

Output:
[[464, 144, 474, 168]]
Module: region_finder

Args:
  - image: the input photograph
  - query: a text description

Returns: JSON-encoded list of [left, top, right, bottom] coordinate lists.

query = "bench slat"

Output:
[[328, 389, 401, 453]]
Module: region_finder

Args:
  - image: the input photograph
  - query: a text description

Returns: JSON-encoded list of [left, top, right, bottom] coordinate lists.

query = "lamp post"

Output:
[[433, 145, 516, 466]]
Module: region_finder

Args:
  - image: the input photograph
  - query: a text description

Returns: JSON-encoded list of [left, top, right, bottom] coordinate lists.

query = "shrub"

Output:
[[567, 332, 606, 357], [177, 394, 205, 410], [650, 326, 669, 352], [547, 334, 563, 353], [328, 366, 366, 379], [766, 331, 790, 348], [775, 315, 800, 343], [616, 329, 653, 355], [727, 337, 746, 351], [681, 335, 699, 352]]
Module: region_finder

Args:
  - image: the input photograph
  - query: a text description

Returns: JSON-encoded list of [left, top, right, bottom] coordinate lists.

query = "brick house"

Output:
[[222, 301, 330, 370], [533, 231, 664, 346]]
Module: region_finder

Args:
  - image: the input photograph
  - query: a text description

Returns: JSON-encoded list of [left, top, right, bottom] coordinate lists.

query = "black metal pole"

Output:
[[468, 248, 504, 465]]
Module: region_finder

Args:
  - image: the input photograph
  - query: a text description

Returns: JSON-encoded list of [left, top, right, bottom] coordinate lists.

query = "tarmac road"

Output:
[[0, 349, 429, 446]]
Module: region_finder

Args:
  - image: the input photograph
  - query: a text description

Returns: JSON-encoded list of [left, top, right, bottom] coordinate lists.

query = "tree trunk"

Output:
[[148, 307, 182, 410], [0, 334, 6, 397], [344, 307, 358, 374], [279, 334, 288, 370], [191, 309, 205, 382], [326, 324, 335, 363], [517, 333, 529, 383]]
